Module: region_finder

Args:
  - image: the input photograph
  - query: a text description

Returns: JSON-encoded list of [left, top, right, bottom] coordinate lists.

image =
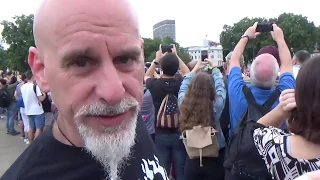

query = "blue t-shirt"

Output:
[[228, 67, 295, 135]]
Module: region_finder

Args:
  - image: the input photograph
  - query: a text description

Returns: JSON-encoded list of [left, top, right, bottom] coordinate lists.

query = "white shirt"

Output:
[[293, 65, 301, 79], [20, 83, 44, 116]]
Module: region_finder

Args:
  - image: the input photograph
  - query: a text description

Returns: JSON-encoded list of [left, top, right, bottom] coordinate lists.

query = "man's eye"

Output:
[[114, 56, 135, 64], [75, 59, 89, 67]]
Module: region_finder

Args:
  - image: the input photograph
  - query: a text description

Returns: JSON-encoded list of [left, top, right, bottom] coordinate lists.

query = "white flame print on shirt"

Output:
[[141, 155, 168, 180]]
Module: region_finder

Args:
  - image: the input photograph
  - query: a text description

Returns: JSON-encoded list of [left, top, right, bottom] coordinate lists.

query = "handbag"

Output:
[[182, 126, 219, 167]]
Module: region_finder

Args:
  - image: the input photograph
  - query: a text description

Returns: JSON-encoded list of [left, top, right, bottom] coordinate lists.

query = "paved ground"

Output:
[[0, 116, 26, 176]]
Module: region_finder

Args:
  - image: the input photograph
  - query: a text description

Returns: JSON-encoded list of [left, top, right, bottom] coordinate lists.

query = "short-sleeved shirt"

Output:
[[146, 78, 182, 134], [253, 126, 320, 179], [141, 85, 155, 135], [1, 115, 168, 180], [21, 83, 44, 115], [228, 67, 295, 134]]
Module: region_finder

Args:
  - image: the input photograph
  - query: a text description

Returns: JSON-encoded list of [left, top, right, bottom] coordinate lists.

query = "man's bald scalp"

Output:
[[33, 0, 140, 51], [250, 53, 279, 88]]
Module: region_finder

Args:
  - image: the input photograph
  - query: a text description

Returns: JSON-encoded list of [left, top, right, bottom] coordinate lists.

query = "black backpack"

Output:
[[33, 84, 52, 112], [220, 76, 230, 142], [0, 86, 11, 108], [224, 86, 280, 180]]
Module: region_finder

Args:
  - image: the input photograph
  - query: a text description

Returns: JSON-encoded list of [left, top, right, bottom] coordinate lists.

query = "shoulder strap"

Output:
[[263, 89, 281, 110], [33, 84, 37, 94], [242, 86, 266, 114], [242, 86, 256, 105], [144, 88, 147, 94], [223, 76, 228, 92], [33, 84, 42, 106]]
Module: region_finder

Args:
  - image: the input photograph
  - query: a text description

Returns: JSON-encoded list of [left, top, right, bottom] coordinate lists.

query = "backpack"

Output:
[[224, 86, 280, 180], [182, 126, 219, 167], [33, 84, 51, 112], [0, 86, 11, 108], [16, 92, 25, 108], [156, 94, 179, 128], [220, 76, 230, 142]]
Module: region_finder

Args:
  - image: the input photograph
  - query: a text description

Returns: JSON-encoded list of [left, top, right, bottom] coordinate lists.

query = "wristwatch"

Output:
[[241, 34, 250, 40], [153, 61, 159, 65]]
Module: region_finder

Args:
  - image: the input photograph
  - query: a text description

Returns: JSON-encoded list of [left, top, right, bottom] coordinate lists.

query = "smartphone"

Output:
[[161, 45, 174, 53], [256, 23, 273, 33], [201, 50, 208, 61]]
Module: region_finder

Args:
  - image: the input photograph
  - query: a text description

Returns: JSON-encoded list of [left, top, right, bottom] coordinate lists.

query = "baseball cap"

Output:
[[256, 46, 281, 66]]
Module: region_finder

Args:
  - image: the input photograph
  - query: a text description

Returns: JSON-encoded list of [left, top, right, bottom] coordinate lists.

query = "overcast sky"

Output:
[[0, 0, 319, 47]]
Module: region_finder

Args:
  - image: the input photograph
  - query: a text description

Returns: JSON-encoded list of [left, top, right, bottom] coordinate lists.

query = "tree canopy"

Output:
[[1, 14, 34, 72], [220, 13, 320, 64]]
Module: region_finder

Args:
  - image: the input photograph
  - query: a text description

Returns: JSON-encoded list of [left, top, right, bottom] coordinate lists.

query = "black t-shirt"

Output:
[[1, 115, 168, 180], [146, 78, 182, 134]]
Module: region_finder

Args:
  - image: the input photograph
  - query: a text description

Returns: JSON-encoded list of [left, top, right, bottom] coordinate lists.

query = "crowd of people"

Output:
[[1, 0, 320, 180], [0, 70, 55, 145]]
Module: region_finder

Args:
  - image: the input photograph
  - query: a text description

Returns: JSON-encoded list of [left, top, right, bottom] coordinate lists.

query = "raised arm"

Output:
[[144, 45, 165, 82], [228, 22, 259, 72], [172, 45, 190, 76], [212, 68, 226, 115], [271, 24, 293, 75], [178, 72, 194, 105]]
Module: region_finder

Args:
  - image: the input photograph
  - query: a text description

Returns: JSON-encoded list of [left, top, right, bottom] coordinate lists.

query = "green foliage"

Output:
[[143, 36, 191, 64], [220, 13, 320, 64], [1, 14, 34, 72], [0, 44, 8, 71]]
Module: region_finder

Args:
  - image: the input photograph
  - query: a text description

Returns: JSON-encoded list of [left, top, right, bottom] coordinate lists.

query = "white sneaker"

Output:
[[25, 140, 30, 145], [24, 139, 28, 143]]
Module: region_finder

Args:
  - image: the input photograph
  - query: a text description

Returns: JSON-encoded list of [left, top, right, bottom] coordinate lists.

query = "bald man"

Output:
[[224, 23, 295, 179], [1, 0, 168, 180]]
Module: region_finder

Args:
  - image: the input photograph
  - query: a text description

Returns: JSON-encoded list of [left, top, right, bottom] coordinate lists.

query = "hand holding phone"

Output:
[[161, 45, 174, 53], [201, 50, 208, 61], [256, 23, 274, 33]]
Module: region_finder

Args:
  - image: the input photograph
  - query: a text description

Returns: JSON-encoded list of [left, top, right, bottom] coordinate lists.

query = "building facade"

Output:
[[153, 20, 176, 41], [186, 45, 224, 66]]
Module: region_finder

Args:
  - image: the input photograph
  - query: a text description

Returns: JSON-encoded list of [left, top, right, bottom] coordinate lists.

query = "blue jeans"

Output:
[[28, 113, 45, 129], [155, 133, 187, 180], [6, 102, 18, 133]]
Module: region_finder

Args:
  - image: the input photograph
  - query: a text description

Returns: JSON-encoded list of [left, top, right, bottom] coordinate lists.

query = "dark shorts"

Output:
[[28, 114, 45, 129]]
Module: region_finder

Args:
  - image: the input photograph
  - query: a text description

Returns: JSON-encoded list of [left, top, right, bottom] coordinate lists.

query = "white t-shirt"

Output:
[[293, 65, 300, 79], [20, 83, 44, 116]]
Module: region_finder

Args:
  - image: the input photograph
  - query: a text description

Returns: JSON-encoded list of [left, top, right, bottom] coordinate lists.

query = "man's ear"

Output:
[[28, 47, 50, 92]]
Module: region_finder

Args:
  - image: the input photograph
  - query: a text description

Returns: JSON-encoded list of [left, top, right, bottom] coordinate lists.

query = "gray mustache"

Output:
[[74, 98, 139, 118]]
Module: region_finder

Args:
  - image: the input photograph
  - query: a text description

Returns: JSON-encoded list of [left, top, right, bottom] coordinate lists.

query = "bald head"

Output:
[[33, 0, 140, 51], [28, 1, 146, 178], [250, 53, 279, 89]]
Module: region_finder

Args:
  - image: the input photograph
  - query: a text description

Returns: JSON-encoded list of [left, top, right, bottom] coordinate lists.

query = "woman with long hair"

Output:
[[253, 55, 320, 179], [178, 58, 226, 180]]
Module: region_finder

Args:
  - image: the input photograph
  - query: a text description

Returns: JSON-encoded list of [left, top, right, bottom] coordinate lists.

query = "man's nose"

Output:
[[95, 63, 125, 105]]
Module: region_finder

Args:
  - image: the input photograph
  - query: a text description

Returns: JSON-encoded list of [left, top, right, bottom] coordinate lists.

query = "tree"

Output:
[[143, 36, 191, 64], [1, 14, 35, 72], [219, 13, 318, 64], [220, 17, 273, 64], [276, 13, 317, 52], [0, 44, 8, 71]]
